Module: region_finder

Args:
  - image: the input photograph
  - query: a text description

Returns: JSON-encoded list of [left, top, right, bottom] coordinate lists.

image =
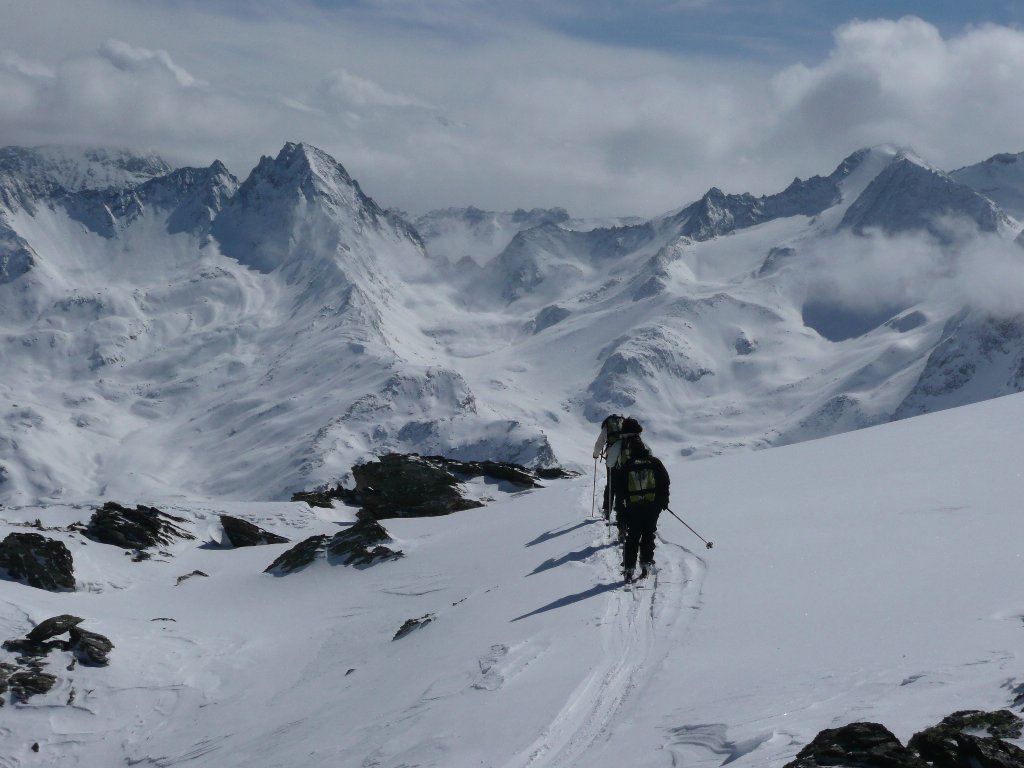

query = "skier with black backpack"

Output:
[[592, 414, 644, 540], [613, 434, 670, 583]]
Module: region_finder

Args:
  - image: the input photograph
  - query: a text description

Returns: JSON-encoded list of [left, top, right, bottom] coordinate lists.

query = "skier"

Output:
[[593, 415, 643, 539], [613, 434, 670, 583]]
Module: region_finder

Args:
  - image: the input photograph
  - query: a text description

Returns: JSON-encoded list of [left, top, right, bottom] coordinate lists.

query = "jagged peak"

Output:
[[238, 142, 380, 217]]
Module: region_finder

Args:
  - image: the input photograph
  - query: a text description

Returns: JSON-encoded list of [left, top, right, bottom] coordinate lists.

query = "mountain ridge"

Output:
[[0, 141, 1023, 505]]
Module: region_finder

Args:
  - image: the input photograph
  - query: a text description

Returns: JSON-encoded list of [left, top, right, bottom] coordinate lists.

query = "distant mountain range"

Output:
[[1, 142, 1022, 505]]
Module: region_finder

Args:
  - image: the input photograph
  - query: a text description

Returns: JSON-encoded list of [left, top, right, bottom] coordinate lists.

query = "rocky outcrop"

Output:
[[266, 535, 330, 574], [69, 626, 114, 667], [393, 614, 435, 641], [327, 520, 403, 566], [908, 710, 1024, 768], [264, 520, 403, 575], [27, 614, 83, 642], [295, 453, 551, 520], [1, 616, 113, 704], [785, 711, 1024, 768], [0, 532, 75, 591], [219, 515, 290, 547], [174, 570, 209, 586], [350, 454, 498, 518], [84, 502, 195, 552], [784, 722, 928, 768], [4, 666, 57, 705]]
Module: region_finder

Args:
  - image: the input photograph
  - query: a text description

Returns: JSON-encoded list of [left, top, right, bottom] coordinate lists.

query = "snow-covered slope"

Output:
[[0, 145, 173, 211], [3, 388, 1023, 767], [951, 151, 1024, 221], [413, 206, 646, 266], [2, 142, 1024, 506]]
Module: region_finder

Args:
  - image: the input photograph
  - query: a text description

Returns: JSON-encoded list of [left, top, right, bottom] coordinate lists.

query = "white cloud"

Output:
[[769, 18, 1024, 172], [315, 68, 427, 111], [1, 7, 1023, 218], [802, 220, 1024, 320], [98, 39, 204, 88]]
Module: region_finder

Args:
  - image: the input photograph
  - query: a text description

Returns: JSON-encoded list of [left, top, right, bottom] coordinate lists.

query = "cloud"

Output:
[[1, 7, 1024, 219], [98, 39, 203, 87], [315, 68, 428, 111], [769, 17, 1024, 172], [0, 39, 258, 156], [801, 220, 1024, 321]]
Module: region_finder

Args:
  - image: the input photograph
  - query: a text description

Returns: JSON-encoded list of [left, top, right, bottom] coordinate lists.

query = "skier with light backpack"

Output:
[[612, 434, 670, 584], [592, 414, 644, 541]]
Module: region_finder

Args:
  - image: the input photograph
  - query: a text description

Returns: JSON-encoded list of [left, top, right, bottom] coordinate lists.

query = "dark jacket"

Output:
[[613, 439, 670, 512]]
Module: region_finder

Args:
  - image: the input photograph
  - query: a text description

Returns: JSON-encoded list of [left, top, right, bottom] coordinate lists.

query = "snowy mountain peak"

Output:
[[840, 153, 1010, 238], [211, 142, 425, 283]]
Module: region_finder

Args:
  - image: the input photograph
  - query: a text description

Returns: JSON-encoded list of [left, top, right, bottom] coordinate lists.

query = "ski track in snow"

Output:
[[504, 491, 707, 768]]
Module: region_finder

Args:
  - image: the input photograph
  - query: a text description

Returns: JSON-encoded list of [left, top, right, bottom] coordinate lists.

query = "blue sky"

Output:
[[303, 0, 1024, 59], [544, 1, 1024, 59], [2, 1, 1024, 215]]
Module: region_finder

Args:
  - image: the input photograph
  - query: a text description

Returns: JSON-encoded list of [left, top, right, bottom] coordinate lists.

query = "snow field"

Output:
[[2, 391, 1021, 766]]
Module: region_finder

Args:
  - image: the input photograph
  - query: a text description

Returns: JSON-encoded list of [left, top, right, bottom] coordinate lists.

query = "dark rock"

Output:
[[909, 710, 1024, 768], [784, 722, 928, 768], [265, 521, 403, 575], [327, 520, 404, 567], [220, 515, 290, 547], [535, 467, 580, 480], [7, 668, 58, 702], [393, 614, 435, 641], [291, 484, 358, 509], [351, 454, 484, 519], [264, 534, 329, 575], [84, 502, 195, 550], [2, 637, 65, 657], [292, 454, 572, 517], [27, 614, 83, 642], [0, 532, 75, 591], [69, 626, 113, 666], [175, 570, 209, 585], [368, 454, 546, 515]]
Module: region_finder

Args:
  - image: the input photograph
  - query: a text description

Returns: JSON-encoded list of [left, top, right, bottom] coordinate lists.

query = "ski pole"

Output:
[[666, 508, 713, 549], [591, 457, 598, 518]]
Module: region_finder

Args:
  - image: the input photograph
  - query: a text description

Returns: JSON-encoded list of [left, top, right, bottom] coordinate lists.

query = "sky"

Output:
[[2, 0, 1024, 217]]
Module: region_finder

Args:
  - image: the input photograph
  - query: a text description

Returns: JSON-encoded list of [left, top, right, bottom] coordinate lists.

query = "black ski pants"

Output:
[[620, 503, 661, 570]]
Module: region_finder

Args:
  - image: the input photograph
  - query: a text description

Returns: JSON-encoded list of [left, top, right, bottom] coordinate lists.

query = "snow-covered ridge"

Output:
[[951, 150, 1024, 220], [0, 145, 173, 211], [1, 141, 1024, 506]]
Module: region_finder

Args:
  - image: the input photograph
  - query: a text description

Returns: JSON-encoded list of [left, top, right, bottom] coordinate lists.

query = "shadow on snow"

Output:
[[528, 542, 617, 576], [510, 581, 621, 623], [524, 519, 600, 548]]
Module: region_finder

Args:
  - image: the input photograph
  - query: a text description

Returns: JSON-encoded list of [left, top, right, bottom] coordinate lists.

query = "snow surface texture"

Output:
[[0, 141, 1023, 507], [2, 391, 1024, 766]]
